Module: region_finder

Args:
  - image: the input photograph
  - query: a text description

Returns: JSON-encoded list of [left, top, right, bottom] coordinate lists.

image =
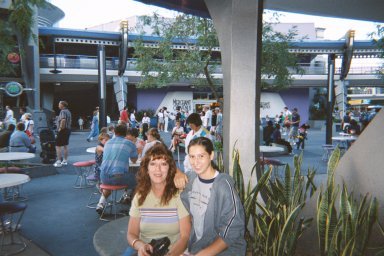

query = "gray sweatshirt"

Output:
[[181, 172, 247, 255]]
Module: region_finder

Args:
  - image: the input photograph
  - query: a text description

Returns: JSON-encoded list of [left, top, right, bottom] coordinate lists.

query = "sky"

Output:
[[50, 0, 383, 40]]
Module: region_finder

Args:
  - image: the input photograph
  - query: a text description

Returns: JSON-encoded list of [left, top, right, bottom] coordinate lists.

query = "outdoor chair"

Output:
[[322, 144, 335, 162], [176, 142, 185, 168], [98, 184, 129, 221], [72, 160, 95, 189], [260, 157, 286, 180], [0, 202, 27, 256], [86, 173, 100, 209]]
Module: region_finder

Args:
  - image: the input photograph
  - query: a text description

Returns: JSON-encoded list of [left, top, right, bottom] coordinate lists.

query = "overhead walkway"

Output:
[[36, 27, 383, 88]]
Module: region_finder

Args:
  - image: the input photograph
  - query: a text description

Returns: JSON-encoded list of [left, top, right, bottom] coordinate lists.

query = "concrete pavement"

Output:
[[11, 128, 330, 256]]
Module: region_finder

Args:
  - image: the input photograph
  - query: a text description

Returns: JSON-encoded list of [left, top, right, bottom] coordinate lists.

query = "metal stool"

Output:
[[0, 202, 27, 256], [99, 184, 129, 221], [176, 143, 185, 168], [72, 161, 94, 189], [322, 144, 335, 161], [260, 157, 286, 180], [86, 173, 100, 209]]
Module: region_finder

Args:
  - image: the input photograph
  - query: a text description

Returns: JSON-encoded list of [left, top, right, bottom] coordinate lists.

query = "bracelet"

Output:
[[131, 238, 140, 248]]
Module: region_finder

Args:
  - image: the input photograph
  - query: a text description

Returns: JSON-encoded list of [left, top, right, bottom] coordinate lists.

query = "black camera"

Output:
[[148, 237, 171, 256]]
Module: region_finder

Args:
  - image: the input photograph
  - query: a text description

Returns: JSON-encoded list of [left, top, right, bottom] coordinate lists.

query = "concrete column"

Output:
[[205, 0, 261, 176], [113, 76, 128, 112]]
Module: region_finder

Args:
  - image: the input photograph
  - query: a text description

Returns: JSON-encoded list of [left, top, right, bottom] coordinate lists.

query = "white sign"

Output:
[[260, 92, 286, 118], [157, 91, 193, 113]]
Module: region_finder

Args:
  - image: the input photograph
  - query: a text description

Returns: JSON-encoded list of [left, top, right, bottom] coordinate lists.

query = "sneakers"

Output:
[[119, 191, 132, 205], [61, 160, 68, 166], [96, 203, 105, 215], [53, 160, 62, 168], [86, 138, 91, 142]]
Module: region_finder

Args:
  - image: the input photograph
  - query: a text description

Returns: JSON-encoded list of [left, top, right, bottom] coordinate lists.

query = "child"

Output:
[[296, 124, 310, 150]]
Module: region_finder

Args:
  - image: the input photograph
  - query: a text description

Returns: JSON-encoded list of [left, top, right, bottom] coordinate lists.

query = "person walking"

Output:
[[54, 100, 72, 167], [4, 105, 15, 128], [87, 110, 99, 142], [163, 107, 169, 132], [78, 116, 84, 130], [130, 109, 137, 128], [157, 109, 165, 132], [120, 106, 129, 124], [288, 107, 301, 145]]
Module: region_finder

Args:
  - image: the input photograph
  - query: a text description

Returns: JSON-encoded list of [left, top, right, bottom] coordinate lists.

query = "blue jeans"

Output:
[[122, 246, 136, 256], [100, 171, 136, 189]]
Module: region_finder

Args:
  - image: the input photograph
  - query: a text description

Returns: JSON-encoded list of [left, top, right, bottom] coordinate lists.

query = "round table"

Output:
[[332, 136, 358, 142], [0, 174, 31, 189], [0, 152, 35, 161], [260, 145, 285, 154], [332, 136, 358, 150], [86, 147, 96, 154]]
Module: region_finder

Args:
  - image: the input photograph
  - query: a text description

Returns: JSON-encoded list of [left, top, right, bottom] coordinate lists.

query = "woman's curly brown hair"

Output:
[[135, 143, 178, 206]]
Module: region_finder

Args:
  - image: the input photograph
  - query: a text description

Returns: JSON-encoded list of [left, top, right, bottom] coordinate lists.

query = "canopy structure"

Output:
[[135, 0, 384, 22]]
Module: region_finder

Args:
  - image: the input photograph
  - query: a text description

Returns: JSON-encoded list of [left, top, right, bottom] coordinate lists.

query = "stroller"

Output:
[[39, 128, 57, 164]]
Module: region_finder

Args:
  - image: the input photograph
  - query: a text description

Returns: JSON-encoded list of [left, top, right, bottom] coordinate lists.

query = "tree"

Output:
[[0, 0, 47, 76], [133, 13, 302, 101], [369, 24, 384, 78]]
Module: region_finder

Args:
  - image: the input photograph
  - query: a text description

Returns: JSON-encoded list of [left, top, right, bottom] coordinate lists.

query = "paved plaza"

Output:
[[13, 127, 331, 256]]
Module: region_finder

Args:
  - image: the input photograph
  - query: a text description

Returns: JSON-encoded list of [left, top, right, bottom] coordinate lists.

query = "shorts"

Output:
[[55, 128, 71, 146], [289, 126, 299, 137]]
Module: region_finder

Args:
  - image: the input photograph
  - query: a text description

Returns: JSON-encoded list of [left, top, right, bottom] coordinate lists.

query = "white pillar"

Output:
[[205, 0, 262, 177]]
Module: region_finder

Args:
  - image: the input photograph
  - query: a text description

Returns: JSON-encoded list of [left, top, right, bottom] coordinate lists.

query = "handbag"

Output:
[[26, 130, 36, 144]]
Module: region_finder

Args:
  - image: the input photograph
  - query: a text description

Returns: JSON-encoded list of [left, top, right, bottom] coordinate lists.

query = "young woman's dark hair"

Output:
[[188, 136, 214, 154], [135, 143, 178, 206], [127, 127, 139, 138], [186, 113, 202, 126], [147, 128, 161, 140], [141, 123, 149, 141]]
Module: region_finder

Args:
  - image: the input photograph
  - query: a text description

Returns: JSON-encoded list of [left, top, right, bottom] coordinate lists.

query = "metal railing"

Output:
[[40, 55, 382, 76]]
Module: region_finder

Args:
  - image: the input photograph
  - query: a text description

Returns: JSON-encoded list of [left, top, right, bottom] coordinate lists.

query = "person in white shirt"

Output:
[[169, 120, 185, 152], [163, 107, 169, 132], [203, 105, 212, 130], [78, 116, 84, 130], [141, 112, 151, 126], [157, 109, 165, 131], [19, 107, 27, 122], [24, 113, 34, 136], [183, 113, 212, 172], [130, 110, 137, 128], [282, 106, 292, 136], [4, 105, 15, 127]]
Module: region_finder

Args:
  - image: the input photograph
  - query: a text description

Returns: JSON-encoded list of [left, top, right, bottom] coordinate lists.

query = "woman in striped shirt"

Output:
[[124, 144, 191, 256]]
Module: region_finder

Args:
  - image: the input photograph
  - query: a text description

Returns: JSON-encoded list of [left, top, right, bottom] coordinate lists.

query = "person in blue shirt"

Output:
[[96, 123, 138, 214]]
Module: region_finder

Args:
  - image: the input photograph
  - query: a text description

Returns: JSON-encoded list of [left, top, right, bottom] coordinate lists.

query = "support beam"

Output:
[[326, 54, 335, 144], [98, 45, 107, 128], [205, 0, 262, 177]]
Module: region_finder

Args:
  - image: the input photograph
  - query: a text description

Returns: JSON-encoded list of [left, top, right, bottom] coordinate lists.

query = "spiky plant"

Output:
[[317, 146, 384, 256], [232, 147, 317, 256]]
